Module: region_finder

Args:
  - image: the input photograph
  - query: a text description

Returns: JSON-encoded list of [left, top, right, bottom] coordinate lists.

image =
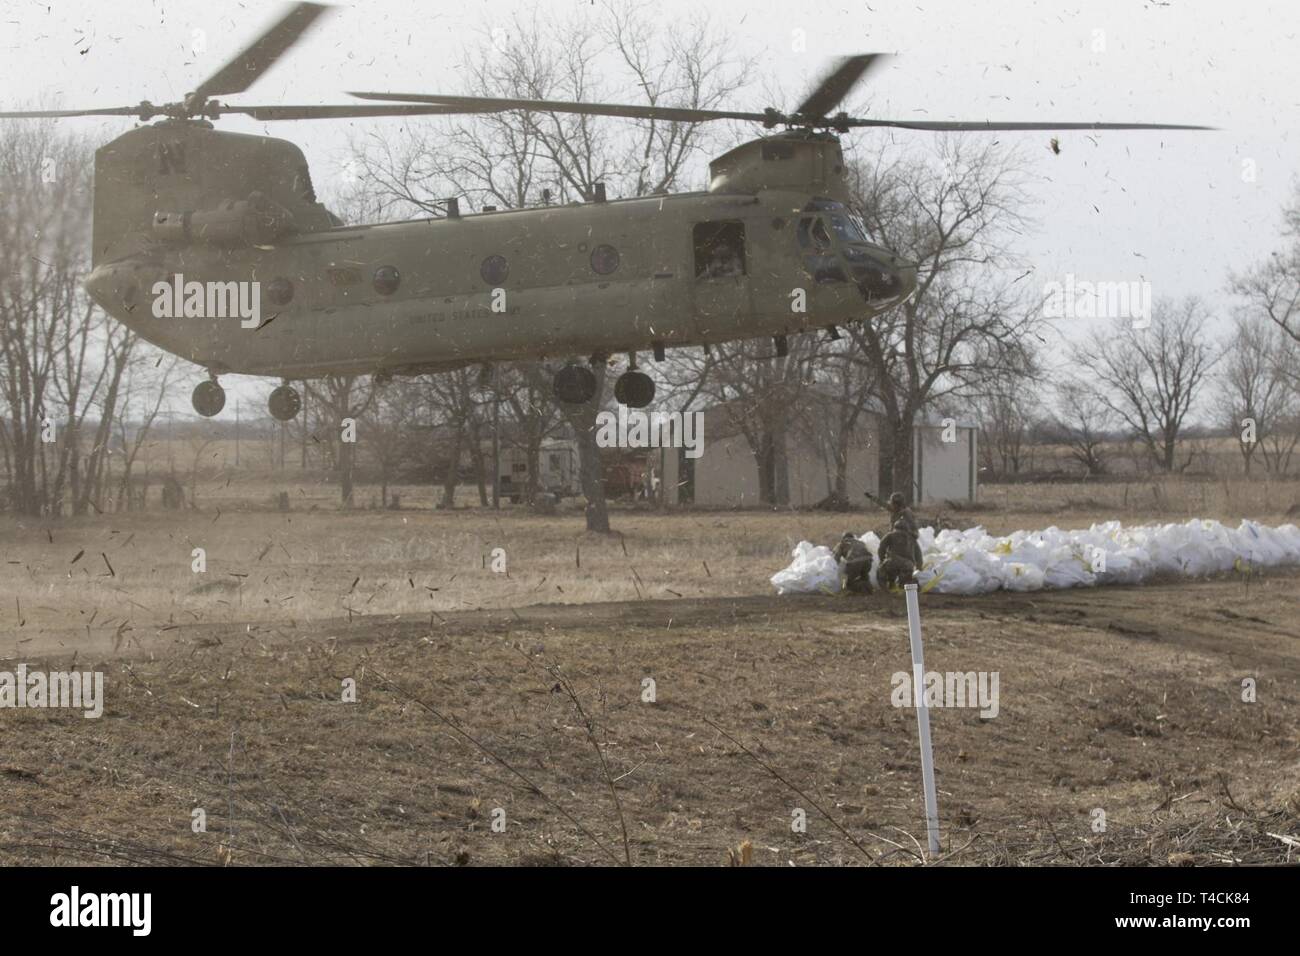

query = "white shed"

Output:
[[658, 401, 976, 508]]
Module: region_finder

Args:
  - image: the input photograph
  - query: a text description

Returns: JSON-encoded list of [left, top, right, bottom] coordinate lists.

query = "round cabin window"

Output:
[[373, 265, 401, 295], [590, 244, 620, 275], [267, 277, 295, 306], [481, 255, 509, 286]]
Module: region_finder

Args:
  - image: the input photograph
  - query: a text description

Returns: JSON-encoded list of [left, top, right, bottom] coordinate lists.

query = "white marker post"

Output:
[[903, 583, 941, 858]]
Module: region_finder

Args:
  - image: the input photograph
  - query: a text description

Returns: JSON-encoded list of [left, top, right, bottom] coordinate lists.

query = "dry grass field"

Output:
[[1, 477, 1297, 866], [4, 473, 1296, 643]]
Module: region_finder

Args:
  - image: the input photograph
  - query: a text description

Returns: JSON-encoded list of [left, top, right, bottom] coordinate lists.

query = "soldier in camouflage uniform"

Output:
[[876, 518, 923, 590], [888, 492, 919, 538], [832, 531, 873, 593]]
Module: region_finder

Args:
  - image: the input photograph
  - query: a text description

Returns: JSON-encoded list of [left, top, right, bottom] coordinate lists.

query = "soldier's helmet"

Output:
[[888, 492, 905, 509], [841, 531, 857, 541]]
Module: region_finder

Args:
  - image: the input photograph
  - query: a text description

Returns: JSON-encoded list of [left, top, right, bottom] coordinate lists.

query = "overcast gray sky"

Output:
[[2, 0, 1297, 407]]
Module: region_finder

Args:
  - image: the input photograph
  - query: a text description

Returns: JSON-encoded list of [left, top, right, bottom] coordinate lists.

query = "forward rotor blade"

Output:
[[840, 118, 1214, 131], [194, 2, 332, 100], [349, 90, 772, 125], [0, 106, 142, 118], [226, 103, 490, 120], [795, 53, 890, 119]]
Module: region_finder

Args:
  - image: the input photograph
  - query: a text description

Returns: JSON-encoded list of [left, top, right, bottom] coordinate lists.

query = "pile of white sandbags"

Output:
[[770, 519, 1300, 596]]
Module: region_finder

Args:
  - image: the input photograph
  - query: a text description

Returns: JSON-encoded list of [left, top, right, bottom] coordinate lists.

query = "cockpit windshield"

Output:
[[829, 214, 867, 244]]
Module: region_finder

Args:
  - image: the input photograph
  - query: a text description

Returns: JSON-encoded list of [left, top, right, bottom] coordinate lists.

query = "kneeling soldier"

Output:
[[877, 519, 922, 590], [832, 531, 873, 593]]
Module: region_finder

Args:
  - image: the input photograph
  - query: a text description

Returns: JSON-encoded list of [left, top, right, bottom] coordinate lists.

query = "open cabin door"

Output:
[[690, 219, 755, 342]]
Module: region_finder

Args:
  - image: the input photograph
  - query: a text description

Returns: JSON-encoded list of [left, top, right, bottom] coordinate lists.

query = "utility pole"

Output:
[[235, 398, 240, 467]]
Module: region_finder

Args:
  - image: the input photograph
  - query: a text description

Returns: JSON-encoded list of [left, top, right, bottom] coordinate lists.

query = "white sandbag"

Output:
[[1233, 519, 1300, 565], [955, 545, 1016, 592], [770, 541, 842, 595], [861, 531, 882, 590], [1042, 548, 1096, 589], [1002, 562, 1046, 591], [772, 519, 1300, 596], [916, 554, 985, 594], [1104, 548, 1149, 584]]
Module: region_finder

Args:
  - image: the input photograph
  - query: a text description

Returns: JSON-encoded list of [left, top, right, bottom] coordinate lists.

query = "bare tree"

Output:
[[1231, 183, 1300, 348], [421, 369, 491, 508], [847, 136, 1039, 498], [972, 366, 1040, 478], [496, 364, 566, 506], [305, 376, 376, 506], [346, 1, 752, 530], [360, 379, 423, 508], [70, 324, 135, 515], [1071, 297, 1219, 472], [0, 123, 132, 515], [665, 335, 822, 505], [1052, 379, 1114, 477], [522, 362, 610, 527], [1219, 312, 1299, 475], [806, 338, 879, 504], [1261, 337, 1300, 475], [185, 428, 219, 508], [112, 347, 181, 510]]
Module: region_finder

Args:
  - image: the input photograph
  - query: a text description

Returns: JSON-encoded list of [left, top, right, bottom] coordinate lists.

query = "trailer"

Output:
[[498, 439, 580, 503]]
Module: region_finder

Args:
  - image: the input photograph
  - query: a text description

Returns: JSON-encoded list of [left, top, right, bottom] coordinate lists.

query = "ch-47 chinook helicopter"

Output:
[[1, 3, 1208, 420]]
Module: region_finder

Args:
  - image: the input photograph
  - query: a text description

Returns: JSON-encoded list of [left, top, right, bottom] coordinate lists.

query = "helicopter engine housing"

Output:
[[151, 194, 296, 247], [708, 132, 851, 204]]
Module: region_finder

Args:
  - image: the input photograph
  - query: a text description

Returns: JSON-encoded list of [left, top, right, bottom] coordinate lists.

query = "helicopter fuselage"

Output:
[[83, 124, 916, 382], [87, 188, 914, 379]]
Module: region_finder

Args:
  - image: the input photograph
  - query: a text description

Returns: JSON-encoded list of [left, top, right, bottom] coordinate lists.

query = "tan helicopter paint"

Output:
[[85, 124, 916, 380]]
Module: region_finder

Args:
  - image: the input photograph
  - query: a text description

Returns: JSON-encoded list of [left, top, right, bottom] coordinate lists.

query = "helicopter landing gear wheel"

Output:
[[553, 364, 597, 405], [192, 380, 226, 417], [614, 370, 655, 408], [269, 384, 302, 421]]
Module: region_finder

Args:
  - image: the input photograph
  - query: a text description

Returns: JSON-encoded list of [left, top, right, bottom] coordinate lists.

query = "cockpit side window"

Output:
[[811, 218, 832, 249], [796, 216, 832, 251], [796, 214, 847, 284]]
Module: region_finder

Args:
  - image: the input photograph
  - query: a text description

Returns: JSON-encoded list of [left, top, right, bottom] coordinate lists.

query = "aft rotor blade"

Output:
[[840, 118, 1214, 131], [349, 90, 773, 124], [226, 103, 489, 120], [194, 2, 332, 100], [795, 53, 891, 119]]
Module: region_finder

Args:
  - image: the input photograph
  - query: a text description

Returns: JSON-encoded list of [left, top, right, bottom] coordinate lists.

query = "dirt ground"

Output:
[[1, 500, 1297, 866]]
